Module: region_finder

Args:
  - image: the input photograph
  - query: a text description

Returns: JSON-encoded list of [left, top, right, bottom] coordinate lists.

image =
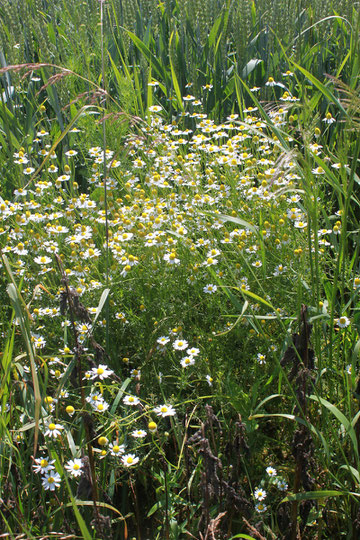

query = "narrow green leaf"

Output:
[[309, 395, 358, 456], [282, 490, 346, 503], [238, 289, 273, 309], [169, 31, 184, 111], [110, 378, 132, 414], [126, 29, 167, 83]]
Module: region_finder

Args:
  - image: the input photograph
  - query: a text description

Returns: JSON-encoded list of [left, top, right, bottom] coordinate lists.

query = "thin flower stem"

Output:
[[100, 0, 110, 351]]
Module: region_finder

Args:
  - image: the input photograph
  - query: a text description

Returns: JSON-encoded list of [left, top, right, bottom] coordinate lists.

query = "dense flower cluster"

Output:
[[1, 83, 353, 503]]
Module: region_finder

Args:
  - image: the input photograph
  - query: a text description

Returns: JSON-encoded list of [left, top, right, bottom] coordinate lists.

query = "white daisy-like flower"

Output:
[[157, 336, 170, 346], [34, 255, 52, 265], [273, 264, 287, 276], [121, 453, 139, 467], [65, 458, 83, 478], [322, 112, 336, 124], [173, 339, 188, 351], [180, 356, 195, 368], [42, 471, 61, 491], [131, 429, 147, 439], [109, 442, 125, 456], [294, 221, 307, 229], [265, 77, 277, 87], [255, 502, 267, 513], [86, 392, 104, 406], [254, 487, 266, 501], [312, 166, 325, 175], [154, 404, 176, 417], [91, 364, 114, 380], [266, 466, 277, 477], [337, 316, 350, 328], [33, 456, 55, 475], [203, 284, 217, 294], [187, 347, 200, 357], [123, 395, 140, 406], [44, 422, 64, 439], [183, 94, 195, 101], [65, 149, 78, 157], [206, 375, 213, 386], [92, 401, 109, 413], [277, 479, 288, 491], [148, 105, 163, 113]]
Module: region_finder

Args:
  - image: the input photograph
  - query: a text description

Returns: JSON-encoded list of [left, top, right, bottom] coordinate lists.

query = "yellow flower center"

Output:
[[48, 423, 56, 431], [126, 457, 133, 464], [161, 406, 168, 413], [40, 459, 48, 467], [98, 437, 107, 446]]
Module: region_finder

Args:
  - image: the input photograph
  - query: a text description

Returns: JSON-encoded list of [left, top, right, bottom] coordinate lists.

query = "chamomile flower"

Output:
[[33, 456, 55, 475], [180, 356, 195, 368], [157, 336, 170, 346], [154, 404, 176, 417], [44, 421, 64, 439], [266, 466, 277, 477], [255, 502, 267, 513], [265, 77, 276, 87], [254, 487, 266, 501], [203, 284, 217, 294], [86, 392, 104, 406], [93, 401, 109, 413], [206, 375, 213, 386], [131, 429, 147, 439], [336, 316, 350, 328], [109, 442, 125, 456], [91, 364, 114, 380], [34, 255, 52, 265], [322, 112, 336, 124], [277, 479, 288, 491], [173, 339, 188, 351], [187, 347, 200, 356], [148, 421, 157, 433], [42, 472, 61, 491], [65, 459, 83, 477], [121, 453, 139, 467], [148, 105, 163, 113], [123, 395, 140, 406], [65, 149, 78, 157]]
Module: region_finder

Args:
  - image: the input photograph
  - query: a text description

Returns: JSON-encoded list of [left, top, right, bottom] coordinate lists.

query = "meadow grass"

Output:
[[0, 1, 360, 539]]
